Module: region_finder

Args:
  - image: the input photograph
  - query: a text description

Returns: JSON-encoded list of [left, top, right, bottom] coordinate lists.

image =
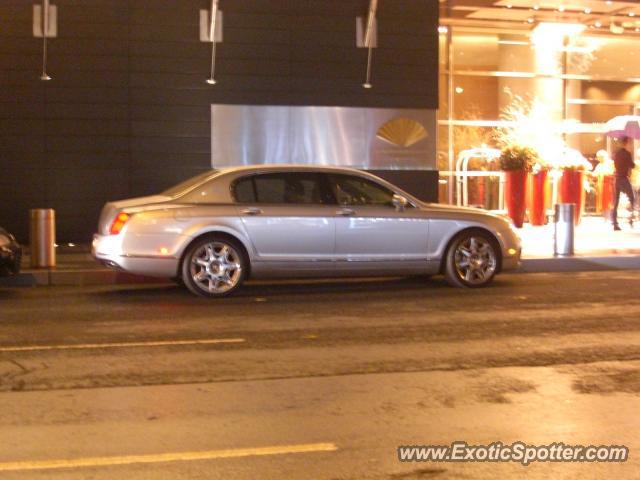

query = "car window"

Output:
[[233, 177, 256, 203], [233, 173, 330, 205], [329, 174, 395, 206]]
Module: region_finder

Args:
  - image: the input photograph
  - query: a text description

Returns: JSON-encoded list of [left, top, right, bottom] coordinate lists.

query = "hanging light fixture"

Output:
[[34, 0, 56, 80], [206, 0, 219, 85], [41, 0, 51, 80], [359, 0, 378, 89]]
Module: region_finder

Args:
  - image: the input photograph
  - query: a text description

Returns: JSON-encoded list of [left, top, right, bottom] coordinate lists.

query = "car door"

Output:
[[328, 173, 429, 270], [233, 172, 336, 264]]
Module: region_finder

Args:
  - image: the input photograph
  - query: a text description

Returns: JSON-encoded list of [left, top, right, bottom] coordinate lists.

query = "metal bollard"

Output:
[[554, 203, 575, 257], [30, 209, 56, 268]]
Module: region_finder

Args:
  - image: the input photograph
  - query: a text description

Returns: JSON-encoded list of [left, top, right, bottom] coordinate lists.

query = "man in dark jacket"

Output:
[[612, 136, 636, 231]]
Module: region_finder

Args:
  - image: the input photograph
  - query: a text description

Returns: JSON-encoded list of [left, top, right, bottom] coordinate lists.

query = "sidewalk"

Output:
[[0, 247, 166, 287], [1, 217, 639, 287], [517, 215, 640, 273]]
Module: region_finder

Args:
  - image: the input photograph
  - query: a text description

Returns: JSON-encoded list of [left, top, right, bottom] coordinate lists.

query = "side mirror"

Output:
[[392, 194, 408, 211]]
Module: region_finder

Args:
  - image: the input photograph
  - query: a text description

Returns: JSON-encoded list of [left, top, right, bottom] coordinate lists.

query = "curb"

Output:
[[1, 256, 639, 287], [516, 256, 640, 273], [1, 269, 168, 287]]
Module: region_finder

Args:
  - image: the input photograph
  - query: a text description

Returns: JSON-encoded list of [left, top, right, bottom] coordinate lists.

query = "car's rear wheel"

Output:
[[181, 236, 247, 298], [444, 230, 498, 288]]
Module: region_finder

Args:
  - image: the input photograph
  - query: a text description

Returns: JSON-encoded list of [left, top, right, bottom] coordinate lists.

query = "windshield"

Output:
[[161, 170, 218, 197]]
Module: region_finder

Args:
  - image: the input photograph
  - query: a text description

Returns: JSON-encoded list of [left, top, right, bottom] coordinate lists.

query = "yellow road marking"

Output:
[[0, 338, 245, 353], [0, 443, 338, 472]]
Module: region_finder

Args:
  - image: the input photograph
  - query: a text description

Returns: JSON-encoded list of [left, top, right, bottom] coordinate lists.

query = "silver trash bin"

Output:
[[554, 203, 574, 257], [30, 209, 56, 268]]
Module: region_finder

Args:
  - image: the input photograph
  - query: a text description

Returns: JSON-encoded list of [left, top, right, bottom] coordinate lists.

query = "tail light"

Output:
[[109, 212, 130, 235]]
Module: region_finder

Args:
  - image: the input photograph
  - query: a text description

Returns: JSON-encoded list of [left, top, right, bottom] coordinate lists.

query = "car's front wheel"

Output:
[[181, 236, 247, 298], [443, 230, 499, 288]]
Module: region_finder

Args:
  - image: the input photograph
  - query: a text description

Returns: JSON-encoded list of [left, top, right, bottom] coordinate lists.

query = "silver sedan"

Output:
[[92, 165, 521, 297]]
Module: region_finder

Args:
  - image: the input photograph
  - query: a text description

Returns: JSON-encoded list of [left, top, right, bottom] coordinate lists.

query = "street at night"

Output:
[[1, 271, 639, 479], [5, 0, 640, 478]]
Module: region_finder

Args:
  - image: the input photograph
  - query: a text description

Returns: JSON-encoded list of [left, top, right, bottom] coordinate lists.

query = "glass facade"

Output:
[[438, 2, 640, 211]]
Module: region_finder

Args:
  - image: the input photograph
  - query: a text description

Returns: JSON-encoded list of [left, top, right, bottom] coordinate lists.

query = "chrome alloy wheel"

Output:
[[453, 235, 497, 285], [189, 241, 242, 294]]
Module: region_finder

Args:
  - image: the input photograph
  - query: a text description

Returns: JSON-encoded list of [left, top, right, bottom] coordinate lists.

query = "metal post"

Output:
[[554, 203, 575, 257], [29, 209, 56, 268]]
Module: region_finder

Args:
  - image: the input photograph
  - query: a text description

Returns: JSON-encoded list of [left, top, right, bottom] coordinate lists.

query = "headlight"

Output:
[[0, 234, 10, 248]]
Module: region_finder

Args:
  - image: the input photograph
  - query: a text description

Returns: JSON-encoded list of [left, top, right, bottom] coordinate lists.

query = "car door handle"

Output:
[[241, 207, 263, 215], [336, 208, 356, 216]]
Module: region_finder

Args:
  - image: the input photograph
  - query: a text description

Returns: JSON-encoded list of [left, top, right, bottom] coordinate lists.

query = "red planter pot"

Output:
[[504, 169, 528, 228], [558, 169, 585, 225], [527, 169, 549, 226], [598, 175, 614, 215]]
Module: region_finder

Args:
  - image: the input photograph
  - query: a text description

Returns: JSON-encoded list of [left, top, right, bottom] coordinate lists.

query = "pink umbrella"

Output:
[[605, 115, 640, 139]]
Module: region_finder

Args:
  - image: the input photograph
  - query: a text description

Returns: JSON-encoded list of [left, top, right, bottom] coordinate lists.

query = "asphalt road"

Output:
[[1, 271, 640, 479]]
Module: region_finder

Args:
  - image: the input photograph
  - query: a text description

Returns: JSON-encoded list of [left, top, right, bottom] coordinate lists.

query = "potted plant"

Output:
[[499, 145, 535, 228], [555, 148, 592, 225], [526, 160, 550, 226]]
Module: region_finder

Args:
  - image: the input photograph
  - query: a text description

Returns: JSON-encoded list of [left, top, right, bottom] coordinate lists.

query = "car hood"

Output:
[[421, 202, 496, 216], [419, 202, 508, 224]]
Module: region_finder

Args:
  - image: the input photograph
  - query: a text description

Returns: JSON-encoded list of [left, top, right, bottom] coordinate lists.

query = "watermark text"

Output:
[[398, 441, 628, 466]]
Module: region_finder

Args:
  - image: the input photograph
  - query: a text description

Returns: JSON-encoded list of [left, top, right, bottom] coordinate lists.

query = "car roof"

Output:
[[172, 164, 423, 206], [210, 164, 423, 205], [214, 164, 366, 175]]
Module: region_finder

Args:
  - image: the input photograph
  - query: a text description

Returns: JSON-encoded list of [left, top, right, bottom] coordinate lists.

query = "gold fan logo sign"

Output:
[[376, 117, 428, 148]]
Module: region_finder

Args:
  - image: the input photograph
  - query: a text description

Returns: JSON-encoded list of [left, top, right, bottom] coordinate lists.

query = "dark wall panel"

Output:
[[1, 0, 437, 242]]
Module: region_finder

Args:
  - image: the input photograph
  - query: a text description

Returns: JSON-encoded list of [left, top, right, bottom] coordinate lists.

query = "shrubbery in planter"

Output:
[[499, 145, 536, 171], [500, 146, 537, 228]]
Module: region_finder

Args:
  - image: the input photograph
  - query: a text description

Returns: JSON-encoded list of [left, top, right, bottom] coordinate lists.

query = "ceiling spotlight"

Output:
[[558, 5, 565, 12], [40, 73, 52, 81], [584, 8, 591, 14], [595, 21, 602, 27], [363, 82, 373, 89], [506, 4, 512, 8], [527, 17, 534, 23], [206, 78, 217, 85], [455, 86, 464, 94], [533, 22, 586, 38], [438, 25, 448, 34], [629, 12, 636, 17], [610, 22, 624, 34], [533, 5, 540, 10]]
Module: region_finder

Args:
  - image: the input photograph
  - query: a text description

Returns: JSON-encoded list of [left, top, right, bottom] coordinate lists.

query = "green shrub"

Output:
[[499, 146, 537, 171]]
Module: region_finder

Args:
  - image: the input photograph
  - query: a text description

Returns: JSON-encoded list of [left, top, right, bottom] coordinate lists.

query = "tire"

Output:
[[443, 230, 499, 288], [181, 235, 248, 298]]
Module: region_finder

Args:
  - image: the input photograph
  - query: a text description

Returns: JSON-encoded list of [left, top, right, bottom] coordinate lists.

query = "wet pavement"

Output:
[[0, 271, 639, 479]]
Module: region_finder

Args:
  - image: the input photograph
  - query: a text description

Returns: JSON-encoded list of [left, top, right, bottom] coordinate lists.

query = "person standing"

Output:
[[612, 136, 636, 231]]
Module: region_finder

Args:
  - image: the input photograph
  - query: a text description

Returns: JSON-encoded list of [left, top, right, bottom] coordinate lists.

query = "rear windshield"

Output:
[[161, 170, 218, 197]]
